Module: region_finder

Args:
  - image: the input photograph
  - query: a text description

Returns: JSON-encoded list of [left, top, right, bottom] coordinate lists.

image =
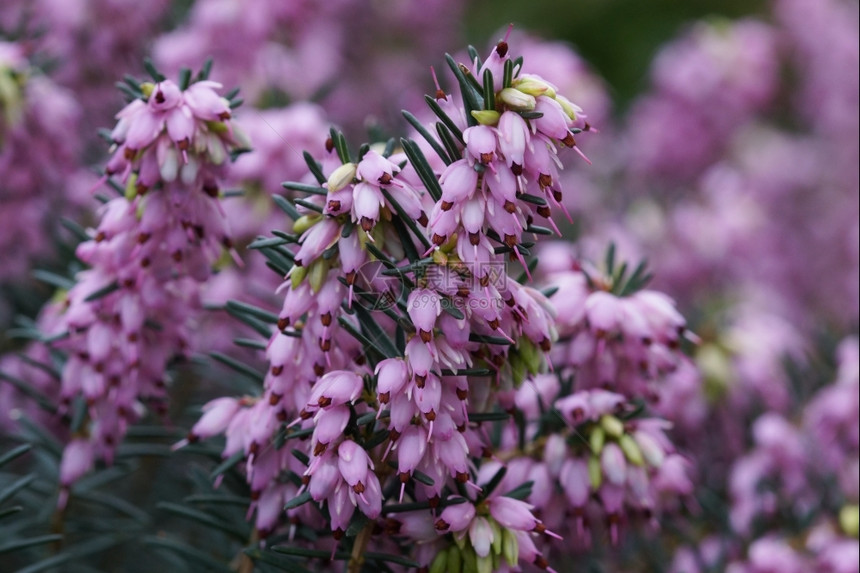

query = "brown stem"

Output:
[[234, 528, 259, 573], [348, 521, 373, 573]]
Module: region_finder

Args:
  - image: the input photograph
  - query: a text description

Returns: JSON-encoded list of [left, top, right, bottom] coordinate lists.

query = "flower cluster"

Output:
[[625, 18, 780, 182], [0, 42, 81, 288], [175, 39, 607, 571], [3, 69, 247, 506], [1, 0, 171, 137], [153, 0, 464, 137]]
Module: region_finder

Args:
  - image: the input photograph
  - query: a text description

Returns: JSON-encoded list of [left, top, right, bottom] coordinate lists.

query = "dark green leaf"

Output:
[[234, 338, 267, 350], [440, 368, 491, 377], [0, 372, 57, 414], [209, 352, 265, 383], [157, 502, 250, 540], [503, 480, 534, 500], [32, 270, 74, 290], [0, 444, 31, 468], [402, 111, 451, 166], [283, 490, 312, 511], [210, 450, 244, 480], [197, 58, 213, 82], [478, 466, 507, 501], [383, 496, 467, 514], [282, 182, 328, 196], [248, 236, 291, 249], [60, 217, 89, 242], [144, 536, 234, 573], [143, 58, 165, 82], [445, 54, 482, 126], [303, 152, 326, 185], [482, 68, 495, 110], [436, 122, 463, 162], [273, 195, 301, 221], [424, 95, 464, 143], [244, 548, 314, 573], [178, 68, 192, 90], [503, 59, 513, 89], [468, 412, 510, 423], [83, 280, 119, 302], [184, 494, 251, 507], [381, 189, 431, 251], [399, 139, 443, 202], [469, 334, 513, 346], [224, 305, 273, 338], [13, 534, 122, 573], [293, 198, 323, 214], [226, 300, 279, 325]]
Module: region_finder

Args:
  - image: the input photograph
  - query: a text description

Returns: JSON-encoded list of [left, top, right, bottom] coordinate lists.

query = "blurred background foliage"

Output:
[[466, 0, 767, 108]]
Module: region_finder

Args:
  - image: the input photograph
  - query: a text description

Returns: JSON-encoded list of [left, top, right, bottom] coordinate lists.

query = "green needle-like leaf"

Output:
[[0, 444, 31, 468], [244, 548, 314, 573], [283, 490, 312, 511], [157, 502, 250, 540], [402, 110, 451, 166], [145, 536, 234, 573]]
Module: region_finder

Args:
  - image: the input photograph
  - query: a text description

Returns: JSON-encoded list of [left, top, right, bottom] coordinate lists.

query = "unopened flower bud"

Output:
[[554, 94, 582, 121], [600, 414, 625, 438], [618, 434, 645, 466], [588, 455, 603, 490], [326, 162, 357, 192], [512, 75, 556, 98], [840, 504, 860, 538], [292, 214, 321, 235], [470, 110, 501, 125], [589, 425, 606, 454], [499, 88, 536, 111], [502, 527, 519, 566]]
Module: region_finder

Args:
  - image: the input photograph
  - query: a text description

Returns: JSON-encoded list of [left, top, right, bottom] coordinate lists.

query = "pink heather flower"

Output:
[[626, 19, 780, 182], [312, 405, 351, 448], [435, 499, 476, 532], [308, 452, 340, 502], [337, 439, 373, 489], [407, 289, 441, 342], [469, 516, 494, 558], [375, 358, 409, 404], [6, 71, 248, 495], [327, 482, 356, 536], [488, 496, 539, 531], [308, 370, 363, 409], [0, 43, 82, 285], [187, 397, 241, 442]]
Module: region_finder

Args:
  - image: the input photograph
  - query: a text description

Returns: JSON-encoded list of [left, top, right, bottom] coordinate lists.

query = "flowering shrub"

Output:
[[0, 1, 857, 572]]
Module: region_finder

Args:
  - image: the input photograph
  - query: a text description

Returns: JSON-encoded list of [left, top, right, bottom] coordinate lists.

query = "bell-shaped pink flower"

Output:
[[309, 370, 363, 408], [408, 288, 441, 341], [464, 125, 497, 164], [435, 499, 476, 532], [489, 496, 537, 531], [189, 397, 240, 441], [469, 516, 495, 557], [498, 111, 530, 171], [376, 358, 409, 403], [337, 440, 372, 488], [439, 159, 478, 204]]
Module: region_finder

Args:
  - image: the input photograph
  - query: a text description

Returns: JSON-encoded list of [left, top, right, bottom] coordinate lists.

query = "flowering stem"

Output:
[[348, 521, 373, 573]]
